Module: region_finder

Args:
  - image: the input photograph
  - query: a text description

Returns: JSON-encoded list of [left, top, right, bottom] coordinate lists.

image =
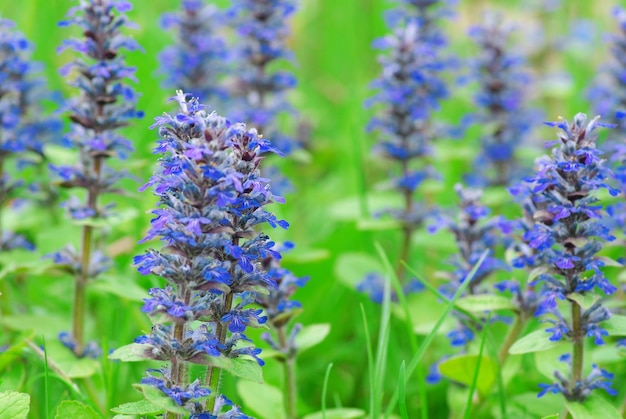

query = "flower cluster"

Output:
[[130, 91, 286, 415], [516, 114, 618, 401], [257, 242, 308, 338], [227, 0, 299, 154], [426, 184, 511, 383], [388, 0, 452, 46], [53, 0, 142, 213], [358, 0, 453, 301], [52, 0, 142, 356], [589, 8, 626, 195], [466, 13, 537, 186], [429, 184, 512, 297], [0, 17, 60, 251], [159, 0, 227, 104]]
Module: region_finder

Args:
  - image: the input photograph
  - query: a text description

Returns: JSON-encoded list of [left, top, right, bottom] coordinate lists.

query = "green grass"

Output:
[[0, 1, 625, 418]]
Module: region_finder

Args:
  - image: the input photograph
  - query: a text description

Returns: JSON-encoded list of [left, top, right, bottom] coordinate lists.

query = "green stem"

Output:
[[571, 302, 583, 392], [167, 290, 191, 419], [73, 225, 92, 355], [278, 326, 297, 419], [204, 292, 234, 412], [81, 377, 106, 417], [498, 314, 525, 364], [73, 149, 102, 354]]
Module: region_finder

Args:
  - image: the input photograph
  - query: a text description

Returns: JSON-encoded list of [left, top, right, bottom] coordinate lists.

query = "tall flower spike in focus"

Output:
[[120, 91, 287, 417], [466, 12, 537, 186], [227, 0, 300, 155], [159, 0, 227, 104], [426, 184, 512, 382], [0, 18, 60, 252], [358, 0, 452, 302], [52, 0, 142, 357], [517, 114, 619, 401]]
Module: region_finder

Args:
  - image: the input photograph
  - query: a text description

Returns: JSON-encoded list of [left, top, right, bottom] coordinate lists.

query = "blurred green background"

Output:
[[0, 0, 625, 418]]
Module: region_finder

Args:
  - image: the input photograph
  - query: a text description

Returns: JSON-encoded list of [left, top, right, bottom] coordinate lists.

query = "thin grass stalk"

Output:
[[384, 250, 489, 415]]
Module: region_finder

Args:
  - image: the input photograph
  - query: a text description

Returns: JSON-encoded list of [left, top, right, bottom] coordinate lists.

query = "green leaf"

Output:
[[0, 250, 53, 280], [501, 352, 522, 386], [46, 340, 99, 378], [329, 194, 401, 221], [534, 346, 570, 380], [111, 399, 163, 415], [90, 275, 149, 302], [302, 408, 366, 419], [509, 330, 563, 355], [226, 358, 263, 383], [71, 208, 139, 228], [511, 392, 564, 418], [540, 415, 560, 419], [54, 400, 100, 419], [108, 343, 148, 362], [0, 314, 67, 334], [0, 362, 25, 392], [356, 218, 400, 231], [592, 345, 626, 364], [565, 393, 621, 419], [455, 294, 516, 313], [439, 354, 497, 397], [237, 381, 285, 419], [528, 266, 552, 282], [135, 384, 189, 415], [604, 315, 626, 336], [295, 323, 331, 352], [283, 248, 330, 264], [333, 252, 382, 288], [595, 256, 623, 268], [0, 391, 30, 419], [481, 186, 513, 206], [568, 293, 601, 311]]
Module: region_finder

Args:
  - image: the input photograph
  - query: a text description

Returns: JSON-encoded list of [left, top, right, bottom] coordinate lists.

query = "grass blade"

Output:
[[374, 242, 418, 353], [322, 363, 334, 419], [384, 249, 489, 416], [372, 265, 392, 419], [42, 336, 49, 419], [374, 242, 426, 418], [399, 361, 409, 419], [463, 314, 491, 419], [402, 259, 508, 417], [360, 304, 375, 417]]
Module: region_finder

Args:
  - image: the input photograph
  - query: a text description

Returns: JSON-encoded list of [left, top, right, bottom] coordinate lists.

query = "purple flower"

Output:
[[0, 18, 61, 252], [227, 0, 300, 157], [513, 114, 617, 401], [130, 93, 285, 414], [464, 12, 540, 186], [51, 0, 142, 359], [159, 1, 227, 103]]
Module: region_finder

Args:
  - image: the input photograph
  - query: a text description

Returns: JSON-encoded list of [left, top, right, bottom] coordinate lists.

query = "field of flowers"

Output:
[[1, 0, 626, 418]]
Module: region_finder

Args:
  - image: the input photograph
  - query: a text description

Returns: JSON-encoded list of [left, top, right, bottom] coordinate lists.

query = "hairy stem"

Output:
[[204, 291, 234, 412], [72, 225, 92, 354], [278, 326, 297, 419], [498, 314, 524, 363], [571, 302, 583, 392], [73, 154, 102, 354]]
